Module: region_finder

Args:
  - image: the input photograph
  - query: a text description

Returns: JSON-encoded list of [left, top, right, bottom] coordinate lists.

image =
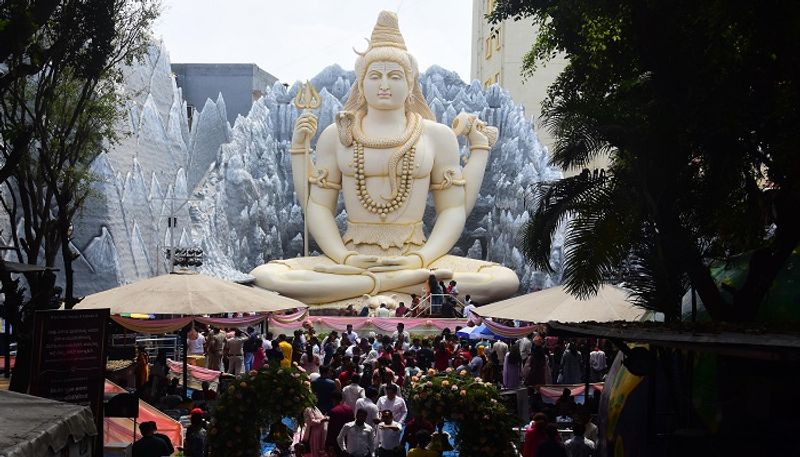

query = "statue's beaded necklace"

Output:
[[352, 111, 424, 219]]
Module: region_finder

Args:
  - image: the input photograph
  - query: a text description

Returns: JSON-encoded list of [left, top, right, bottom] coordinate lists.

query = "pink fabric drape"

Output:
[[481, 318, 542, 338], [111, 316, 193, 333], [195, 315, 267, 327], [167, 358, 221, 382], [538, 383, 604, 402], [270, 308, 309, 324], [269, 316, 468, 332]]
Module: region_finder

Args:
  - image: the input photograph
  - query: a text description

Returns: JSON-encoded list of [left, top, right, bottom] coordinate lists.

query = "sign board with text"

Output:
[[29, 309, 110, 447]]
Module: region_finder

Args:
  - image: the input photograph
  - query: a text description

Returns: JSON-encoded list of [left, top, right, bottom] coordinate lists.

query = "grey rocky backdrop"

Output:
[[1, 43, 565, 299]]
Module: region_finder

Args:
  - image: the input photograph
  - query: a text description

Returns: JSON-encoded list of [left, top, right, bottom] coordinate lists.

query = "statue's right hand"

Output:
[[292, 113, 318, 149], [344, 254, 382, 270]]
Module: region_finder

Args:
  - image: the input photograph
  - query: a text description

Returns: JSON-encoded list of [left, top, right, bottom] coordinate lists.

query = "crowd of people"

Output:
[[131, 319, 612, 457]]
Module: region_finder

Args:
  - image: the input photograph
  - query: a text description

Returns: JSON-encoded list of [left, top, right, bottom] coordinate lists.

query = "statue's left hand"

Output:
[[367, 255, 423, 272]]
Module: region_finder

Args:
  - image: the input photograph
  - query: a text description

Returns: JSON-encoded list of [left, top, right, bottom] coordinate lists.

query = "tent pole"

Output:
[[584, 338, 591, 405], [182, 326, 189, 399]]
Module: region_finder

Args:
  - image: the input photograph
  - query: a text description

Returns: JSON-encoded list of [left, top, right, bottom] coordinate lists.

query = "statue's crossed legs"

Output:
[[251, 255, 518, 305]]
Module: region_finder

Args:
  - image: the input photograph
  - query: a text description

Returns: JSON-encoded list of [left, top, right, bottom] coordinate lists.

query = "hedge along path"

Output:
[[208, 363, 316, 456], [407, 368, 522, 457]]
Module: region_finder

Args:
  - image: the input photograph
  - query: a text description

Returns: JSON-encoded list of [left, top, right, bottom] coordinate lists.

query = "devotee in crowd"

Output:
[[446, 280, 459, 299], [225, 329, 246, 375], [277, 334, 293, 368], [134, 345, 149, 389], [537, 424, 568, 457], [461, 296, 476, 321], [301, 342, 322, 374], [565, 422, 596, 457], [375, 409, 404, 457], [391, 322, 410, 343], [406, 431, 438, 457], [187, 327, 206, 355], [589, 346, 607, 382], [183, 409, 208, 457], [524, 413, 555, 457], [355, 387, 381, 426], [440, 298, 455, 318], [376, 303, 391, 317], [336, 408, 375, 457], [342, 374, 366, 414], [313, 365, 338, 414], [557, 343, 583, 384], [301, 404, 329, 457], [327, 391, 355, 455], [149, 350, 168, 399], [206, 327, 226, 371], [518, 333, 533, 360], [395, 301, 409, 317], [555, 388, 578, 418], [252, 336, 266, 370], [402, 416, 435, 451], [359, 304, 371, 316], [132, 421, 171, 457], [243, 327, 261, 371], [344, 324, 359, 344], [377, 383, 407, 424], [151, 421, 174, 456]]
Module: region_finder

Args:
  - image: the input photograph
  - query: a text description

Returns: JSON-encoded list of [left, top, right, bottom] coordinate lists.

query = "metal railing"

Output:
[[408, 293, 466, 317]]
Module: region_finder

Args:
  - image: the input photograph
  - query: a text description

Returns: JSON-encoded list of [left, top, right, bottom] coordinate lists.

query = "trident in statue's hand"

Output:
[[291, 81, 321, 151], [290, 81, 321, 257]]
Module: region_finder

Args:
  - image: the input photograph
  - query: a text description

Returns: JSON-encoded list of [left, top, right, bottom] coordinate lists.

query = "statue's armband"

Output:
[[309, 168, 342, 190], [430, 167, 466, 191]]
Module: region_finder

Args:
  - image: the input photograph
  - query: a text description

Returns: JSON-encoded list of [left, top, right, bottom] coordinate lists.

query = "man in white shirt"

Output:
[[390, 323, 410, 343], [187, 328, 205, 355], [337, 409, 374, 457], [376, 384, 407, 424], [344, 324, 359, 345], [564, 422, 596, 457], [462, 299, 477, 323], [518, 334, 533, 360], [355, 387, 381, 426], [376, 303, 391, 317], [375, 410, 403, 457], [589, 347, 607, 382], [492, 339, 509, 366], [342, 374, 366, 414]]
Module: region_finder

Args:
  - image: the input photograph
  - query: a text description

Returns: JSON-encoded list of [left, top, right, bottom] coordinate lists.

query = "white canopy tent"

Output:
[[74, 271, 306, 315], [473, 285, 650, 323], [0, 390, 97, 457]]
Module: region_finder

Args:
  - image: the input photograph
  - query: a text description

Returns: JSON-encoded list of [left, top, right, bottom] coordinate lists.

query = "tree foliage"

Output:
[[491, 0, 800, 321], [0, 0, 159, 392]]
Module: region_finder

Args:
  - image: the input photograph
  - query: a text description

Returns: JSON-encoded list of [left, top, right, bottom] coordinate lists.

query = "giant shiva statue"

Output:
[[251, 11, 518, 306]]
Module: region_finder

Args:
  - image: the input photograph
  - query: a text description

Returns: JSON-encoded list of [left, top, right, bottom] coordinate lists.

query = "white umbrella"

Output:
[[473, 285, 647, 323], [75, 271, 306, 315]]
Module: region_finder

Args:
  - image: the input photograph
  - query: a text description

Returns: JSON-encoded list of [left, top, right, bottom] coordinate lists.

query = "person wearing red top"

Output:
[[523, 413, 558, 457], [325, 391, 355, 457], [433, 341, 451, 372]]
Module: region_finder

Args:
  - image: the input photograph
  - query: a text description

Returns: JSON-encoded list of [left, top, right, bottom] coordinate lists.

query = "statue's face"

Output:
[[363, 61, 409, 110]]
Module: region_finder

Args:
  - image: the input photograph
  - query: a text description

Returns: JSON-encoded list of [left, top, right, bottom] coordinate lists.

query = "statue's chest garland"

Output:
[[338, 111, 424, 220]]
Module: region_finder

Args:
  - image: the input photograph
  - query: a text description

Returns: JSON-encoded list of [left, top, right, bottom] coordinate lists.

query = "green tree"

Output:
[[491, 0, 800, 321], [0, 0, 158, 392]]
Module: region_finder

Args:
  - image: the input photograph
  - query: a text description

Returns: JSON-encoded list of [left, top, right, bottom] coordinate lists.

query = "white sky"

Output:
[[154, 0, 474, 84]]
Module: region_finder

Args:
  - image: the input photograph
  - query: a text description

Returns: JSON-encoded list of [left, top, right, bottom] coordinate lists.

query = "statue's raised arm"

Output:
[[250, 11, 518, 307]]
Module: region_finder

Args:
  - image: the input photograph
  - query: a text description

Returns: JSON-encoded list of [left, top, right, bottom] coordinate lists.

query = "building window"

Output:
[[495, 72, 501, 85], [485, 36, 493, 59], [487, 0, 495, 14], [484, 77, 494, 89], [495, 28, 502, 50]]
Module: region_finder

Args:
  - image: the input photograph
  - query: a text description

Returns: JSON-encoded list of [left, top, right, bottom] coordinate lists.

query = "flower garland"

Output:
[[406, 368, 522, 457], [208, 363, 316, 457]]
